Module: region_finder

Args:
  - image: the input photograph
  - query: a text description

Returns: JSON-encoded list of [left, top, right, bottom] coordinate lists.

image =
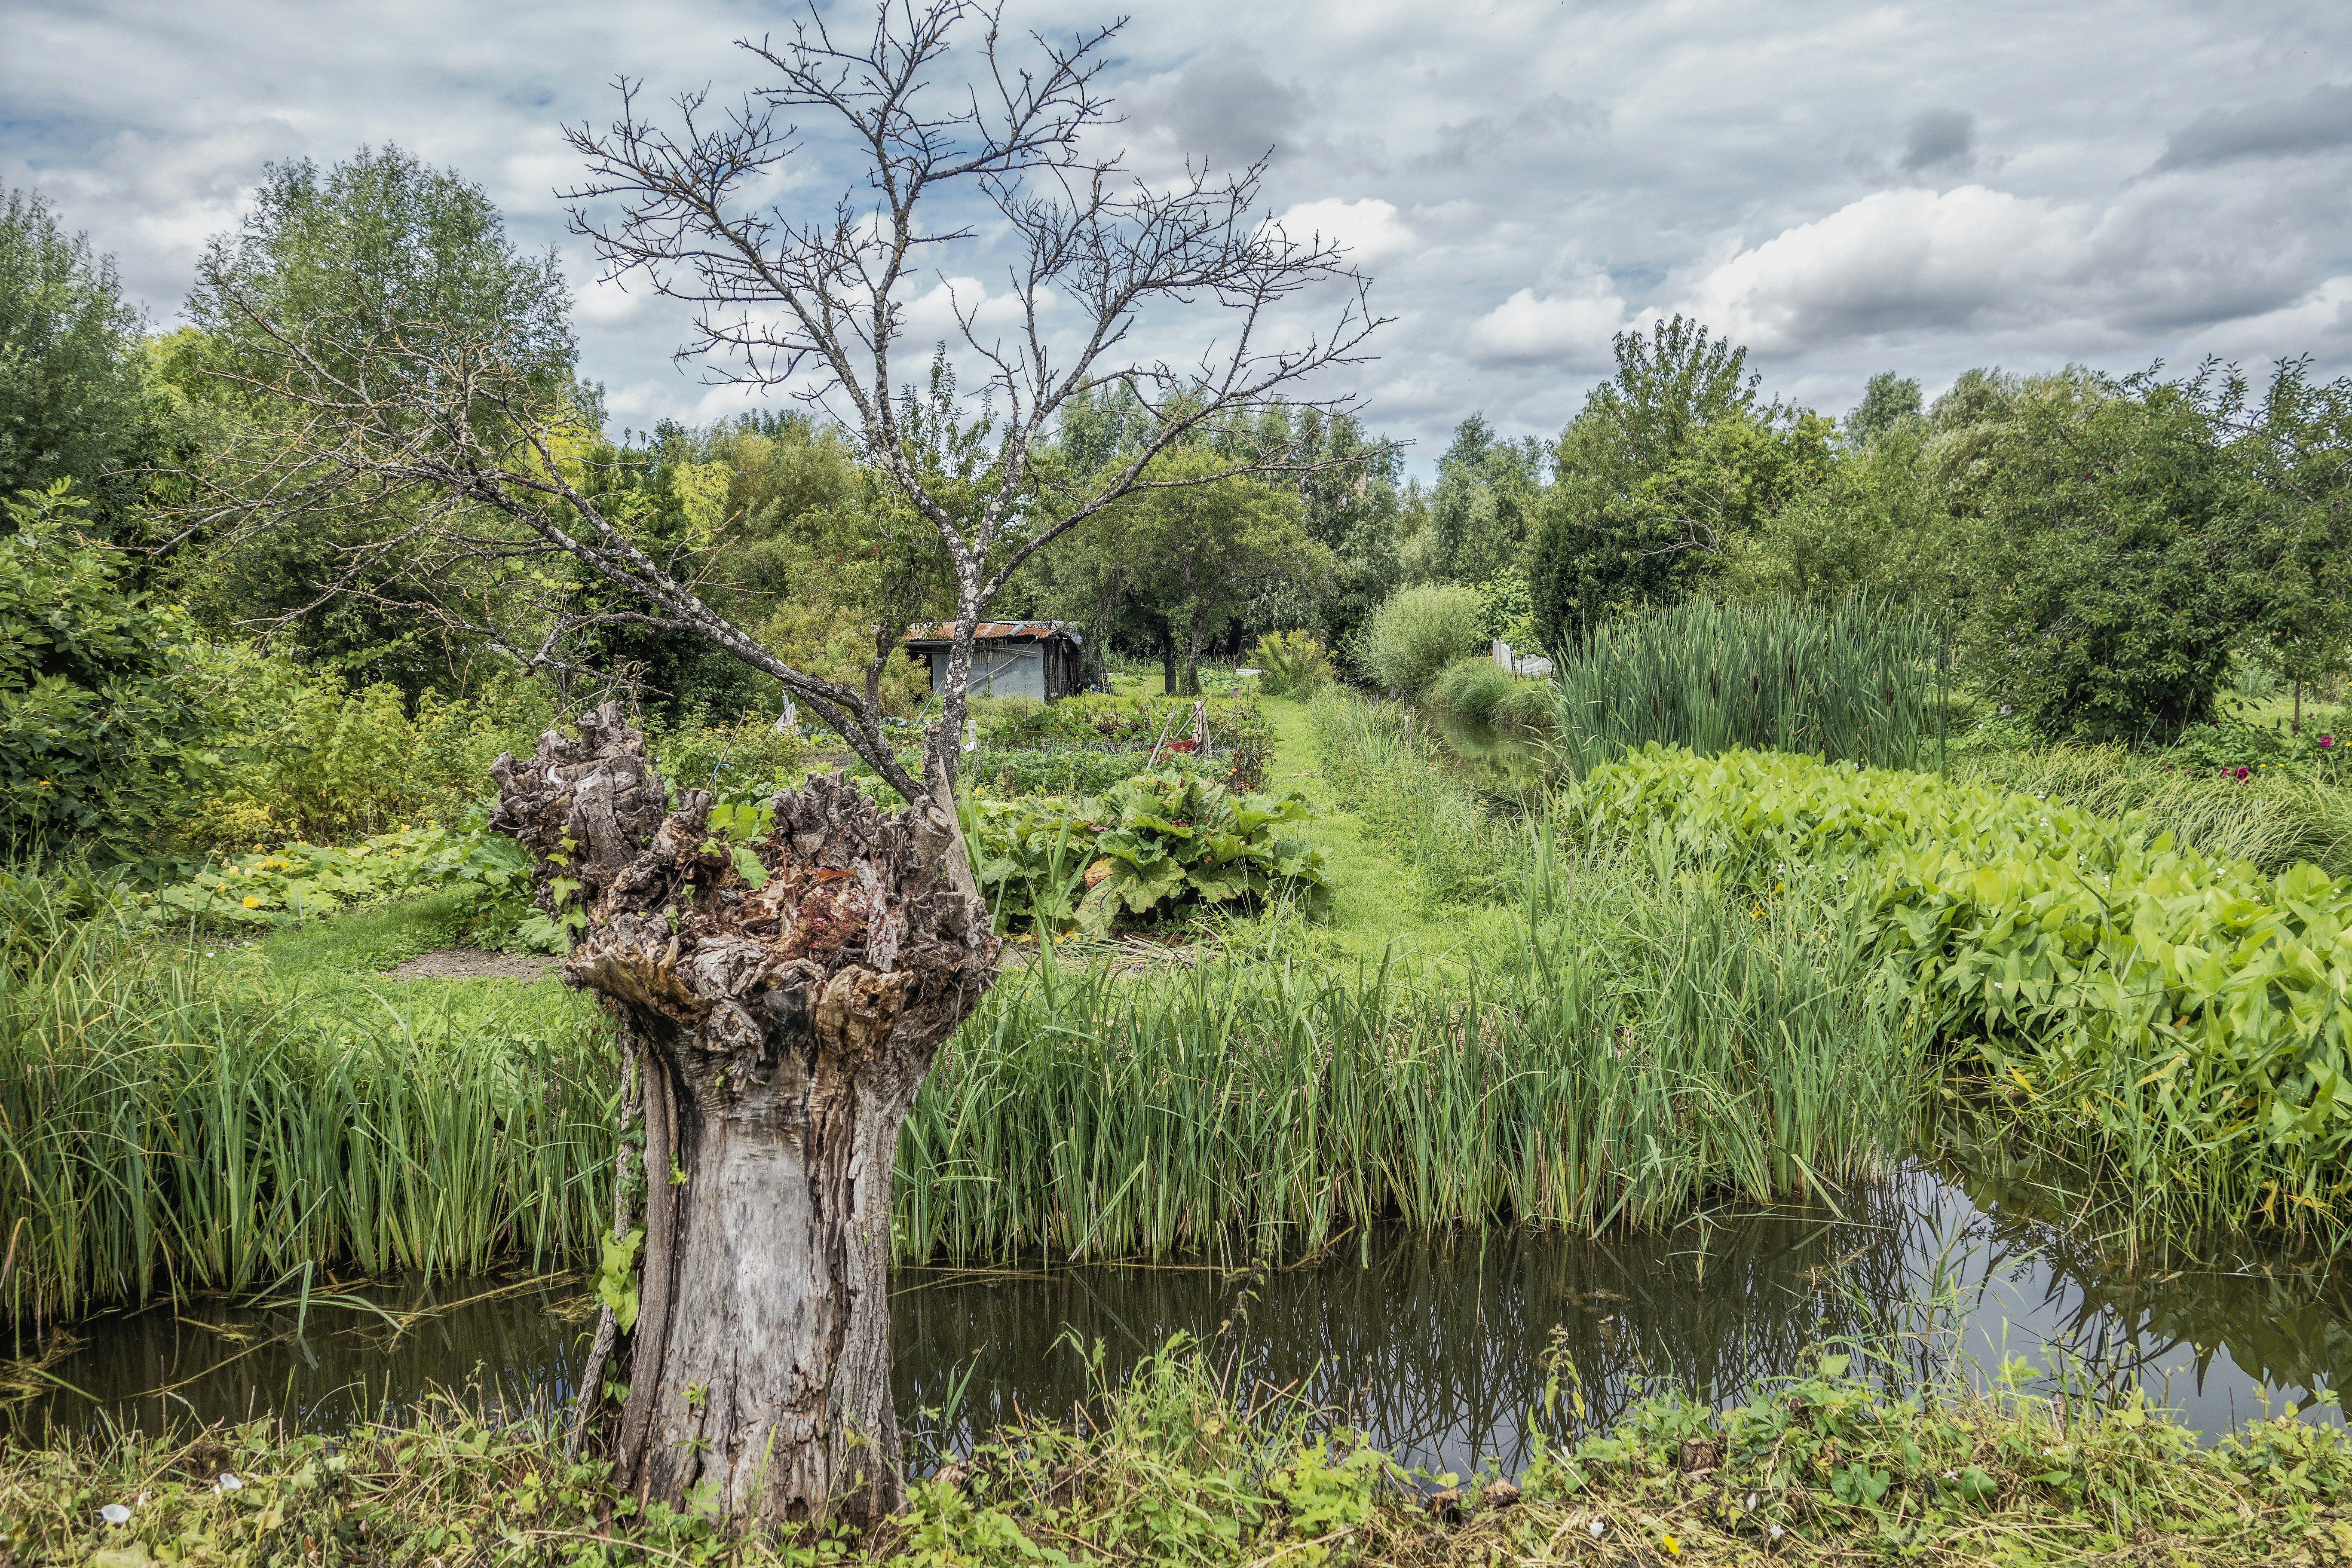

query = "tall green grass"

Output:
[[898, 852, 1922, 1264], [0, 879, 613, 1326], [1551, 597, 1944, 773], [1953, 743, 2352, 879]]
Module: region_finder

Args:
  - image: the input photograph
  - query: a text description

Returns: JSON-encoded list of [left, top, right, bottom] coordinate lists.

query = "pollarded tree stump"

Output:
[[490, 701, 998, 1526]]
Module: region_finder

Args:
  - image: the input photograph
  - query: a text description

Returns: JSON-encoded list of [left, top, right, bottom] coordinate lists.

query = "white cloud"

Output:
[[1677, 186, 2098, 352], [1466, 284, 1629, 367], [1275, 198, 1414, 266], [1672, 179, 2333, 360]]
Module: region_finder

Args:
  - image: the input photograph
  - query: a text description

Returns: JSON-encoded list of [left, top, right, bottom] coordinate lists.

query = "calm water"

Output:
[[1429, 711, 1553, 790], [9, 1168, 2346, 1474]]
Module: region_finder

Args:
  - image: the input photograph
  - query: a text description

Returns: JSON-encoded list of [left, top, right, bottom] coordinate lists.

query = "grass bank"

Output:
[[0, 882, 612, 1326], [5, 691, 1923, 1317], [10, 1341, 2349, 1567]]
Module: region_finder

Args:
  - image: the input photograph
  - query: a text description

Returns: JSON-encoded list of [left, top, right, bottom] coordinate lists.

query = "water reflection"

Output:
[[9, 1172, 2346, 1473], [1427, 712, 1551, 790]]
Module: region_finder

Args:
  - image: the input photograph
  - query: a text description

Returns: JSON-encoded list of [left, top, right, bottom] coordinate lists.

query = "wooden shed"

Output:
[[903, 621, 1087, 701]]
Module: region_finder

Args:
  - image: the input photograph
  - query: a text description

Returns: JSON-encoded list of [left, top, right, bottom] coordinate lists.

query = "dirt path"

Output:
[[382, 948, 557, 981]]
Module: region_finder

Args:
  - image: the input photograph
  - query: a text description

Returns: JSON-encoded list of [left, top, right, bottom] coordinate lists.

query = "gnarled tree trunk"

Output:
[[491, 703, 996, 1527]]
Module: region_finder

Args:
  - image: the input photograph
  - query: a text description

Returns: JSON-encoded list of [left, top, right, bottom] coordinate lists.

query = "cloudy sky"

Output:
[[6, 0, 2349, 472]]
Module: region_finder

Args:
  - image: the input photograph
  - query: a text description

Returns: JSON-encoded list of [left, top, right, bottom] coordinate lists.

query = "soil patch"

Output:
[[383, 948, 557, 982]]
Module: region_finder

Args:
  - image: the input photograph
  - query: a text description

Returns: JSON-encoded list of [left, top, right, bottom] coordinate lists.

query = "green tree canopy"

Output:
[[180, 145, 576, 696], [1725, 416, 1974, 613], [1531, 316, 1828, 651], [1957, 363, 2344, 743], [2240, 358, 2352, 721], [1412, 414, 1547, 588], [1054, 448, 1333, 693], [0, 189, 155, 541], [1846, 371, 1923, 443]]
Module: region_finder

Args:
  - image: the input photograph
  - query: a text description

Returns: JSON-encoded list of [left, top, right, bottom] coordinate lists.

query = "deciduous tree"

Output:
[[0, 190, 155, 541]]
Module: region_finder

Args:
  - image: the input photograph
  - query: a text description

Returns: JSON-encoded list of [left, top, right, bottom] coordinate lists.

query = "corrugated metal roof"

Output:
[[903, 620, 1083, 645]]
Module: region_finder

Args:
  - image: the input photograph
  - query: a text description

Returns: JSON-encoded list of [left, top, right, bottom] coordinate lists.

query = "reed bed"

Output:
[[0, 880, 613, 1327], [1550, 596, 1945, 773], [898, 855, 1923, 1265]]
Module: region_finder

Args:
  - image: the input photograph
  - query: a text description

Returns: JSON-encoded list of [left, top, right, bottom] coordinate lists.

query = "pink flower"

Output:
[[2322, 735, 2335, 749], [2235, 766, 2251, 781]]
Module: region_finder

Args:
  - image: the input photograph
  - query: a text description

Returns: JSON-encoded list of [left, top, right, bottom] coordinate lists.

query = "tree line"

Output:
[[11, 152, 2346, 747]]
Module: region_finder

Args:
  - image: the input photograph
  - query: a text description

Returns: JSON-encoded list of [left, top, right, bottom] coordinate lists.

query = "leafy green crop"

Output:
[[134, 821, 536, 939], [962, 771, 1329, 934]]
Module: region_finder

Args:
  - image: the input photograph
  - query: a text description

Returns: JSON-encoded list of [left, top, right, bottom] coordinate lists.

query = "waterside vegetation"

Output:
[[10, 1339, 2352, 1567]]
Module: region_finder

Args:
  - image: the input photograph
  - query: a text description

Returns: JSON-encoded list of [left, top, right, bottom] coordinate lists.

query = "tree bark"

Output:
[[491, 702, 997, 1528]]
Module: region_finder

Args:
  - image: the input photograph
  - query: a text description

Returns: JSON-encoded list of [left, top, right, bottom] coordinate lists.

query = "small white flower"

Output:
[[1942, 1470, 1957, 1480], [100, 1504, 131, 1525], [1770, 1523, 1785, 1540], [1587, 1519, 1606, 1538], [216, 1472, 243, 1492]]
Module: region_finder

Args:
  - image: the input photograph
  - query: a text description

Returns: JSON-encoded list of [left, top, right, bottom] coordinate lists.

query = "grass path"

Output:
[[1253, 693, 1521, 966]]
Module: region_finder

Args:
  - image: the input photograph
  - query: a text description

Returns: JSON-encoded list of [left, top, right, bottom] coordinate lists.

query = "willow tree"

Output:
[[180, 0, 1381, 1530]]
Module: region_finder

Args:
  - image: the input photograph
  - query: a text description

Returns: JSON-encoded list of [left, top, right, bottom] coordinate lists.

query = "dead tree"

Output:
[[179, 0, 1384, 1527], [490, 703, 989, 1524]]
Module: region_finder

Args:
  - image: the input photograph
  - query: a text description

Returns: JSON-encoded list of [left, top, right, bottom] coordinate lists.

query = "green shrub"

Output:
[[0, 483, 218, 856], [1248, 629, 1333, 697], [1956, 368, 2291, 744], [1426, 655, 1556, 739], [1551, 595, 1943, 772], [1358, 584, 1487, 693], [961, 772, 1329, 934], [182, 653, 555, 846]]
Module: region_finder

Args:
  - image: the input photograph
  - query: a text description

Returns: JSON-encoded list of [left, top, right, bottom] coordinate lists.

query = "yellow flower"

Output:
[[242, 896, 261, 909], [1660, 1534, 1680, 1557]]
